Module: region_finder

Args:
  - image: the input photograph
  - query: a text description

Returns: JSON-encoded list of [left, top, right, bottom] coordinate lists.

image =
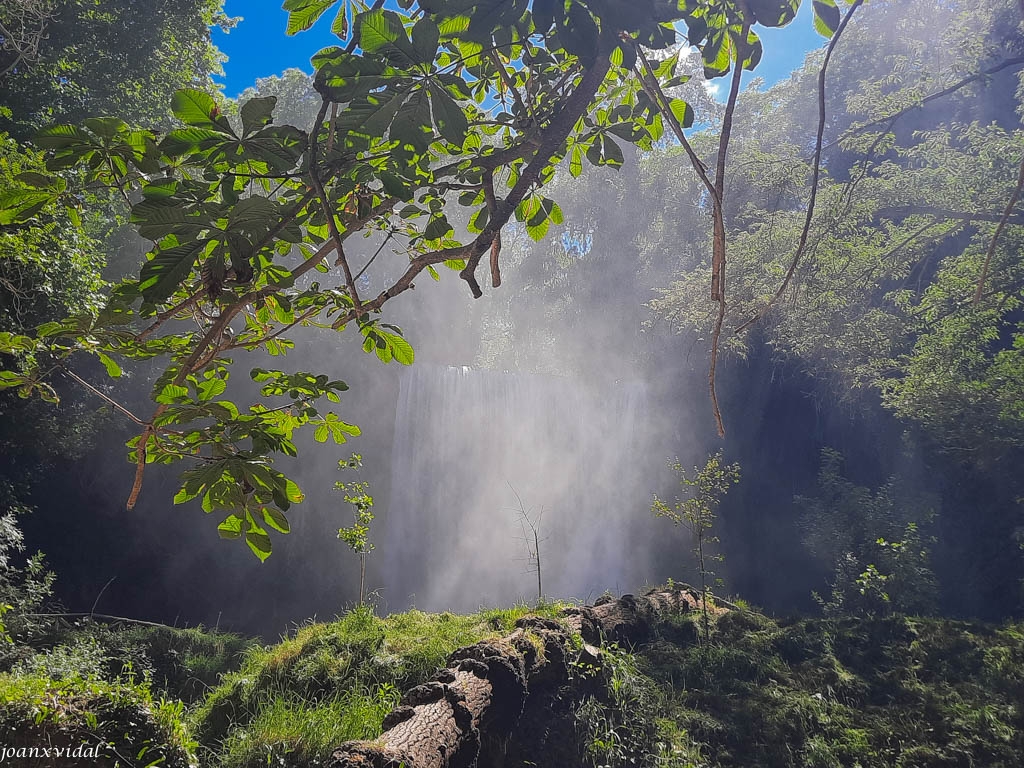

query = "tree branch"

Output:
[[824, 55, 1024, 153], [975, 156, 1024, 303], [705, 21, 750, 438], [734, 0, 864, 336], [60, 366, 146, 426], [310, 99, 361, 309]]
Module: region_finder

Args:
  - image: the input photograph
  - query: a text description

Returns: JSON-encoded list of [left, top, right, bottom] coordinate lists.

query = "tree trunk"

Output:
[[328, 587, 704, 768]]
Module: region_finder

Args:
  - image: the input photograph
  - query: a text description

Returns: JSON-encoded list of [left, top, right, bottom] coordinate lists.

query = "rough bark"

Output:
[[328, 587, 706, 768]]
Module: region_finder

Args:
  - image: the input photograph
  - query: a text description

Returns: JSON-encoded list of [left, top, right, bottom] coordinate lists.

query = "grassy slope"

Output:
[[193, 601, 573, 768], [645, 609, 1024, 768], [2, 600, 1023, 768]]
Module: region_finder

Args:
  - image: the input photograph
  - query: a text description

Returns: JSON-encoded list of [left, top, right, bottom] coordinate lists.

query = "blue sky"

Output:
[[213, 0, 824, 99]]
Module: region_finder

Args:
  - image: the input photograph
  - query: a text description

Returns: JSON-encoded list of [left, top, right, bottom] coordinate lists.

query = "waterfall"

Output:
[[381, 364, 662, 612]]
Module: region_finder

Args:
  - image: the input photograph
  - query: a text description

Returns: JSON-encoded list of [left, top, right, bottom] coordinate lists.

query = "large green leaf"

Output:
[[391, 90, 434, 152], [159, 127, 229, 158], [171, 89, 220, 128], [313, 47, 389, 102], [747, 0, 800, 27], [812, 0, 841, 36], [428, 83, 468, 145], [139, 240, 207, 303], [283, 0, 337, 35], [240, 96, 278, 134], [33, 124, 93, 150], [0, 190, 55, 225], [358, 8, 404, 52], [411, 17, 440, 63], [668, 98, 694, 129]]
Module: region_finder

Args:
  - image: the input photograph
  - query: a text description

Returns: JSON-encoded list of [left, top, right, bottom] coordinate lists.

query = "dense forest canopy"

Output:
[[0, 0, 1022, 632]]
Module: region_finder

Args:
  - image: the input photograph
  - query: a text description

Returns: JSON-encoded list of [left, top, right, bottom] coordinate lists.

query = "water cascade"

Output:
[[382, 364, 670, 612]]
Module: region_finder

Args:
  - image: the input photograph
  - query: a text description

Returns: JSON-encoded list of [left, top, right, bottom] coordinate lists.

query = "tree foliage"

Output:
[[0, 0, 232, 140], [0, 0, 852, 559], [799, 448, 939, 617], [653, 451, 740, 640], [650, 0, 1024, 458]]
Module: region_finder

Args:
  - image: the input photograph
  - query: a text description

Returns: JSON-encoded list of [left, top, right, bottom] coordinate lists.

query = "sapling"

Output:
[[509, 484, 546, 603], [335, 454, 374, 607], [652, 451, 740, 643]]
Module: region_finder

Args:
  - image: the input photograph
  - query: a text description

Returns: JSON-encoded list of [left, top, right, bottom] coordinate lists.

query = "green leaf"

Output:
[[331, 3, 349, 37], [747, 0, 800, 28], [0, 190, 54, 225], [569, 145, 583, 178], [159, 127, 227, 157], [284, 0, 337, 35], [33, 124, 92, 150], [428, 83, 469, 145], [380, 171, 413, 200], [284, 479, 305, 503], [139, 240, 206, 303], [245, 516, 273, 561], [217, 515, 243, 539], [171, 89, 219, 127], [411, 17, 440, 63], [423, 214, 452, 241], [358, 8, 404, 52], [262, 506, 291, 534], [240, 96, 278, 134], [668, 98, 694, 129], [602, 135, 624, 167], [0, 332, 37, 353], [384, 332, 414, 365], [14, 171, 62, 190], [812, 0, 841, 37], [196, 377, 227, 401], [97, 352, 122, 379]]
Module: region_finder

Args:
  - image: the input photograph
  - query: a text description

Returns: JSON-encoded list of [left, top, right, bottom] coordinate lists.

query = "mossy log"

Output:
[[328, 587, 704, 768]]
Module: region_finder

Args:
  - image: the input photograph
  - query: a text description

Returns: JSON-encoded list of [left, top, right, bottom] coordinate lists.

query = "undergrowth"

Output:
[[3, 593, 1024, 768], [0, 663, 196, 767], [195, 600, 572, 768]]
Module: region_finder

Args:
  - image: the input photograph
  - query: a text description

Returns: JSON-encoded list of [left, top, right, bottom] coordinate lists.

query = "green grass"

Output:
[[641, 610, 1024, 768], [0, 666, 195, 767], [194, 600, 573, 768], [6, 593, 1024, 768]]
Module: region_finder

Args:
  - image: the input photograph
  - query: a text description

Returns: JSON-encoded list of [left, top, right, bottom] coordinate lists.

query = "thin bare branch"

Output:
[[974, 156, 1024, 303], [61, 367, 146, 426], [823, 54, 1024, 153], [734, 0, 864, 336], [310, 99, 361, 309]]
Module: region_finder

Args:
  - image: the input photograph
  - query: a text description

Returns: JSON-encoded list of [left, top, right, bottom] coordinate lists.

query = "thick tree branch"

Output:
[[704, 22, 750, 438], [482, 170, 502, 288], [458, 42, 613, 298]]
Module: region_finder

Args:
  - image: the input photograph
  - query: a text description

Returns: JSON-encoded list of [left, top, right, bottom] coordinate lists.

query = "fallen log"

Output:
[[328, 587, 707, 768]]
